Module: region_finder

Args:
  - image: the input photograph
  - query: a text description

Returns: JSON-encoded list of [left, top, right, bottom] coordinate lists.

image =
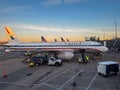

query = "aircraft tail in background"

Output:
[[41, 36, 47, 42], [61, 37, 65, 42], [5, 26, 19, 42], [54, 39, 57, 42], [66, 38, 69, 42]]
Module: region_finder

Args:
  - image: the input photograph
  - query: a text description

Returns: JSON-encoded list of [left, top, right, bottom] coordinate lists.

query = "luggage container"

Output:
[[98, 61, 119, 76]]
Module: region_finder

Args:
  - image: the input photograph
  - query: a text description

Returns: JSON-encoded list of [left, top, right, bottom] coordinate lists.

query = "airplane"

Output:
[[66, 38, 69, 42], [54, 39, 57, 42], [61, 37, 65, 42], [2, 26, 108, 60], [41, 36, 47, 42]]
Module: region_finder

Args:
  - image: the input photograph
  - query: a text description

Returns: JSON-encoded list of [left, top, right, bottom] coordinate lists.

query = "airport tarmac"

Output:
[[0, 51, 120, 90]]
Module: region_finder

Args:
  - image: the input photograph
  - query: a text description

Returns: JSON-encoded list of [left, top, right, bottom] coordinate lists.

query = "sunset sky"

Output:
[[0, 0, 120, 42]]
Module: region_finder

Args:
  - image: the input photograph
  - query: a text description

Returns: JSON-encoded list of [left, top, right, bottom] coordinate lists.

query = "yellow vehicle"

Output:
[[24, 52, 32, 56]]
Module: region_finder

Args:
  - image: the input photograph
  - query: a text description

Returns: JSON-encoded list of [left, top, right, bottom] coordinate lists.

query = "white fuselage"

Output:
[[4, 41, 108, 53], [3, 26, 108, 60]]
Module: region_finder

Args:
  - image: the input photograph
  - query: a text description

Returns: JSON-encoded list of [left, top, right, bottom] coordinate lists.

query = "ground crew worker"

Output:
[[81, 53, 86, 63], [78, 57, 82, 63], [30, 62, 34, 67], [85, 55, 89, 63]]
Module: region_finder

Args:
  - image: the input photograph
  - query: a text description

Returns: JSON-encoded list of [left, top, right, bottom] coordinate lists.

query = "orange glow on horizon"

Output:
[[0, 36, 119, 43], [0, 31, 119, 42]]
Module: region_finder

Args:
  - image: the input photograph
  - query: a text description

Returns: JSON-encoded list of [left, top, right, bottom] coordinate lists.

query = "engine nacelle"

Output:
[[57, 52, 74, 60], [5, 49, 10, 53]]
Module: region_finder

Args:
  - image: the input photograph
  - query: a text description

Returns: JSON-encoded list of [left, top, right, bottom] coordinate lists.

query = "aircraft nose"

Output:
[[104, 47, 108, 52]]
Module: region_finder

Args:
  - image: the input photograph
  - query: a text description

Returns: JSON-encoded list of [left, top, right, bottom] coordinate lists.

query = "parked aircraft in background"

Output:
[[66, 38, 69, 42], [61, 37, 65, 42], [41, 36, 47, 42], [54, 39, 57, 42], [2, 26, 108, 60]]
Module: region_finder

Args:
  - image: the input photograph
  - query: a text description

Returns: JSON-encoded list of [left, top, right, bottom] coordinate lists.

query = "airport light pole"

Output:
[[114, 21, 118, 39], [103, 29, 105, 40]]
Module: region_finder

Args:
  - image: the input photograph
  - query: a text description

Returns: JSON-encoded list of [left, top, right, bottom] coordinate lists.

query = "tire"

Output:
[[114, 72, 117, 75], [98, 72, 100, 75], [55, 62, 60, 67], [60, 61, 63, 66]]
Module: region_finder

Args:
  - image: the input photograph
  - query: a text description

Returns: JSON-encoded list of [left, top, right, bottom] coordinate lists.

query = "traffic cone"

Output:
[[3, 69, 7, 78]]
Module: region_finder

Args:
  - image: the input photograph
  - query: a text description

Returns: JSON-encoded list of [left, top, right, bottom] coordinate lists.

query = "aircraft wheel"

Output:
[[55, 62, 60, 67]]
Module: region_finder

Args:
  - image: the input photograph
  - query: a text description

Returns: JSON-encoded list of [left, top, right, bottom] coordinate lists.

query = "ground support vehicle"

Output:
[[28, 56, 62, 67]]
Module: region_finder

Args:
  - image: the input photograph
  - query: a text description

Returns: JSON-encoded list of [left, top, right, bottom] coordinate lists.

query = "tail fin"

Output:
[[61, 37, 65, 42], [5, 26, 19, 42], [41, 36, 47, 42], [54, 39, 57, 42], [66, 38, 69, 42]]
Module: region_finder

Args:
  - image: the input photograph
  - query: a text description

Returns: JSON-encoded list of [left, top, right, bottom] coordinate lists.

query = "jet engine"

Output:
[[57, 51, 74, 60], [5, 49, 10, 53]]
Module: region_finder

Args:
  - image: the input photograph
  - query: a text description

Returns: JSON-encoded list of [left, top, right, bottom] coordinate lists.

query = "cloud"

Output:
[[40, 0, 62, 6], [9, 24, 99, 41], [64, 0, 88, 4], [0, 23, 105, 35], [40, 0, 89, 6], [1, 23, 95, 35], [0, 5, 31, 14], [9, 24, 95, 41], [14, 24, 93, 33], [1, 23, 115, 41]]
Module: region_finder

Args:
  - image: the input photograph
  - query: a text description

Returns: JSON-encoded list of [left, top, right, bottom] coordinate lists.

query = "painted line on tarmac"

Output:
[[86, 73, 98, 90], [18, 67, 70, 85], [29, 69, 54, 88], [43, 68, 70, 83], [0, 81, 27, 87], [83, 69, 96, 73], [0, 55, 4, 57], [58, 69, 84, 90], [23, 69, 53, 83], [42, 83, 58, 89]]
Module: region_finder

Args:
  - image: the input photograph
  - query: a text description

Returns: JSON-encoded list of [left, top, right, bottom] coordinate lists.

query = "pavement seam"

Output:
[[43, 67, 70, 83], [42, 83, 58, 89], [58, 69, 84, 90], [0, 81, 27, 87]]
